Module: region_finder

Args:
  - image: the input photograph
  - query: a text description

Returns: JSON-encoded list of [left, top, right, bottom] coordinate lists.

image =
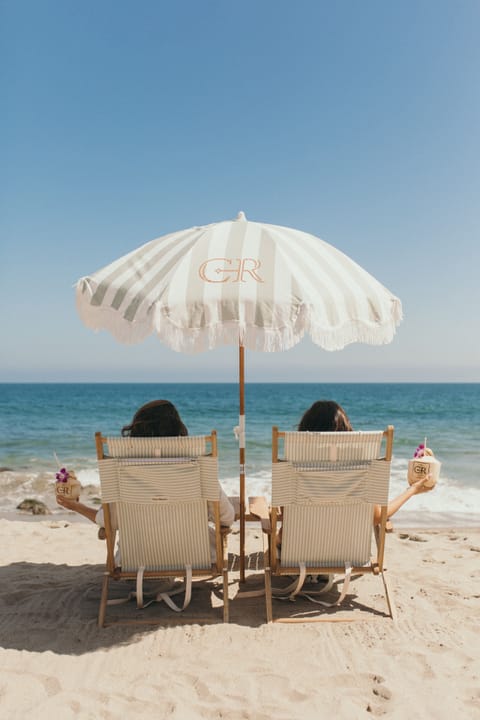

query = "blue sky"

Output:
[[1, 0, 479, 382]]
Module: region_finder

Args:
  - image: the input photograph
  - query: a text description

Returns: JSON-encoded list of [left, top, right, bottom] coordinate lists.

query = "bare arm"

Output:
[[56, 495, 97, 523], [373, 476, 434, 526]]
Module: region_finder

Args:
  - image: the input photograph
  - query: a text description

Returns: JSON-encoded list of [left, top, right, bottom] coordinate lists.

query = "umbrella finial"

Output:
[[235, 211, 247, 221]]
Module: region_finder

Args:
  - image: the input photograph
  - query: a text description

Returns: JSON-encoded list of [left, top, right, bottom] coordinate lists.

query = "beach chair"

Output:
[[259, 426, 395, 622], [95, 431, 229, 627]]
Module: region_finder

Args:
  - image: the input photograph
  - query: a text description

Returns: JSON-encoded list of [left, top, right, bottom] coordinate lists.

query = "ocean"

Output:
[[1, 383, 479, 526]]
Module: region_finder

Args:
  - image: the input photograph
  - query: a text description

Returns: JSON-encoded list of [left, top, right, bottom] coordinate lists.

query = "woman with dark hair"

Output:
[[298, 400, 352, 432], [121, 399, 188, 438], [297, 400, 434, 525], [57, 400, 235, 533]]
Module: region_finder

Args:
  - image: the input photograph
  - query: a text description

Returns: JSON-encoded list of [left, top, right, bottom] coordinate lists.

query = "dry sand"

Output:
[[0, 515, 479, 719]]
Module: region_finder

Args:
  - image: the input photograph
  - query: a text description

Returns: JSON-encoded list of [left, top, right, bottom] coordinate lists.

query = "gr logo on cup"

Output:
[[411, 461, 429, 477], [199, 258, 264, 283]]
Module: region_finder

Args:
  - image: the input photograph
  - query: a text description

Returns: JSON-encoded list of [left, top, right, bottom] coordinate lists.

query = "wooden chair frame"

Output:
[[95, 430, 229, 627], [260, 425, 395, 623]]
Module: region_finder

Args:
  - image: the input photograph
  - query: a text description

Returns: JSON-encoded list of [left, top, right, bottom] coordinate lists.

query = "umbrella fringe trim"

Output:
[[76, 303, 402, 353]]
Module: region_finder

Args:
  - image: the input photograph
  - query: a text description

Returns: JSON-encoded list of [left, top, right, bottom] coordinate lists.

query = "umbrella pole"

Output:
[[239, 343, 246, 582]]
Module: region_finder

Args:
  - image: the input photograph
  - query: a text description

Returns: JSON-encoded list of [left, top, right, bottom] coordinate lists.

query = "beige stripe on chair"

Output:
[[118, 501, 212, 572], [107, 435, 207, 458], [99, 456, 220, 503], [272, 461, 390, 505], [283, 431, 383, 463], [280, 502, 374, 567]]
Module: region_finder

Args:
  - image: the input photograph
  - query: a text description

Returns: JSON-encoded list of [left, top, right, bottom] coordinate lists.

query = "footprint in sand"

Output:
[[41, 674, 62, 697], [366, 674, 392, 716]]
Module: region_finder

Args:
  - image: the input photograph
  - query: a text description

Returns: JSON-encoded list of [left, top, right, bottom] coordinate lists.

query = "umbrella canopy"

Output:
[[76, 211, 402, 579], [76, 211, 402, 354]]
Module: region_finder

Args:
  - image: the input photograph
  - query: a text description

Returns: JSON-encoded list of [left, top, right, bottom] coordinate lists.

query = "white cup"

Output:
[[407, 456, 440, 489], [55, 473, 81, 501]]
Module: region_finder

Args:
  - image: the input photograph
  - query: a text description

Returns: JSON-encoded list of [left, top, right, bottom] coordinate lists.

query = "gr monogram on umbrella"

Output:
[[198, 258, 264, 284]]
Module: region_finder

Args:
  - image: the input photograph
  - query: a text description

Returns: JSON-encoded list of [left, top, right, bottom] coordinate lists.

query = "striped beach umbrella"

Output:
[[76, 211, 402, 577]]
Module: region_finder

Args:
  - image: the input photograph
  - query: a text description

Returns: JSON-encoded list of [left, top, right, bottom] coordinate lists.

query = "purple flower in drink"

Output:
[[413, 444, 425, 458], [55, 467, 70, 483]]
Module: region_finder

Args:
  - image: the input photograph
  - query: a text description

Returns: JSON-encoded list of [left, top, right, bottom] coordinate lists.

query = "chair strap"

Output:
[[272, 563, 308, 599], [154, 566, 193, 612], [236, 568, 336, 600], [274, 562, 351, 606], [106, 564, 193, 613], [301, 562, 352, 607]]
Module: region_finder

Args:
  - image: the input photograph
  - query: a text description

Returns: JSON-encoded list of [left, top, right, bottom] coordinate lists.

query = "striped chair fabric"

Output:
[[106, 435, 207, 458], [95, 432, 230, 626], [283, 430, 384, 463], [98, 454, 219, 572], [275, 430, 390, 570]]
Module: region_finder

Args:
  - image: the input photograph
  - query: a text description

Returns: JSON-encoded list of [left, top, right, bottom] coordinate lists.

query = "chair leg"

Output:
[[381, 570, 397, 622], [98, 573, 109, 628], [265, 566, 273, 623], [222, 568, 229, 623]]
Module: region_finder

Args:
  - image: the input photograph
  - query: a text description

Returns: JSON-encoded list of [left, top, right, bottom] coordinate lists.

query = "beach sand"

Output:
[[0, 515, 479, 719]]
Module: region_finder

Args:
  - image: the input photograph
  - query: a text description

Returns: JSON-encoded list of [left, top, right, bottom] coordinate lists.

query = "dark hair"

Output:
[[298, 400, 353, 432], [121, 400, 188, 437]]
